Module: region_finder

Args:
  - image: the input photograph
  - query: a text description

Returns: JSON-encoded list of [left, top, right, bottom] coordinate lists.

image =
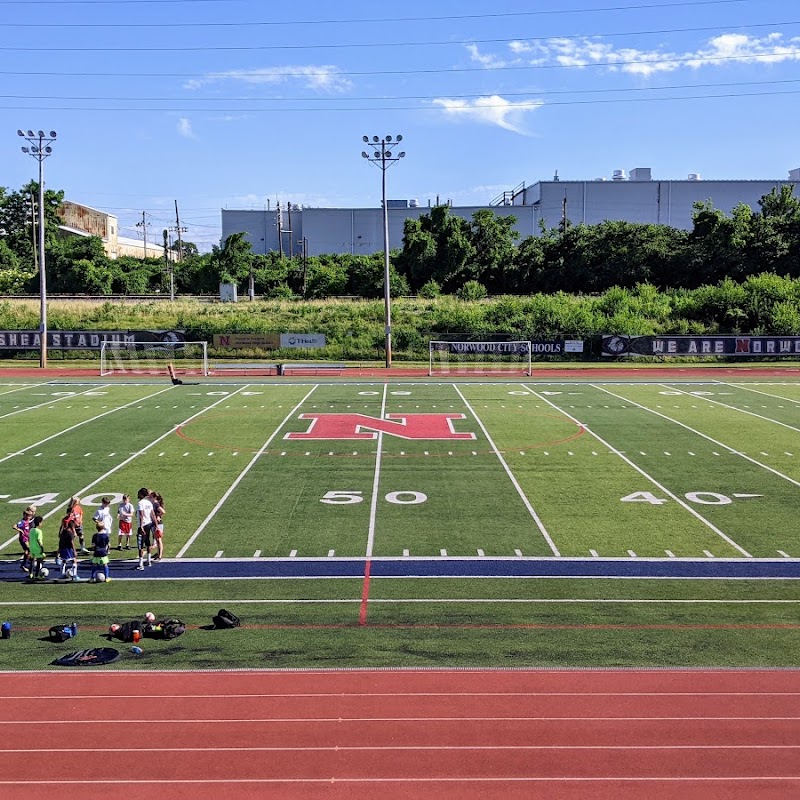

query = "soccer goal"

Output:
[[429, 340, 532, 376], [100, 340, 209, 377]]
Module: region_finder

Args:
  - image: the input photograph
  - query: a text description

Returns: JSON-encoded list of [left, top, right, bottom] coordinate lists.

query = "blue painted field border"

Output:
[[5, 557, 800, 582]]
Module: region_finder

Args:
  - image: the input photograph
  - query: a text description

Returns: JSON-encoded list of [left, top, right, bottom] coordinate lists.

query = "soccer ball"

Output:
[[144, 612, 155, 623], [95, 573, 106, 583], [40, 568, 49, 578]]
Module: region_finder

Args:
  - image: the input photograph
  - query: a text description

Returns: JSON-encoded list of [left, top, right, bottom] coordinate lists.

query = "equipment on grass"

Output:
[[212, 608, 241, 629], [144, 612, 155, 623], [144, 619, 186, 639], [131, 646, 143, 656], [99, 340, 209, 377], [95, 573, 106, 583], [429, 340, 532, 376], [53, 647, 119, 667], [109, 623, 120, 635], [49, 623, 78, 643]]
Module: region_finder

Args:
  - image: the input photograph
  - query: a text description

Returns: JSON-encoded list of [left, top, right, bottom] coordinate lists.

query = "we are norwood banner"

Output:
[[602, 334, 800, 357]]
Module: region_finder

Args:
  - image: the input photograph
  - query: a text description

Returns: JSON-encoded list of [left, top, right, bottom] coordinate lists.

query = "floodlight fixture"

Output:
[[361, 151, 369, 158], [372, 135, 379, 143], [386, 135, 393, 142], [49, 131, 57, 138], [26, 129, 34, 136], [362, 135, 369, 142], [396, 134, 403, 142], [17, 129, 24, 136], [21, 146, 28, 153], [398, 152, 405, 158]]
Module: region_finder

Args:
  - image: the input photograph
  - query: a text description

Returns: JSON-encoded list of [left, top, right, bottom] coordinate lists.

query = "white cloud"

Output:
[[472, 32, 800, 78], [184, 65, 352, 93], [432, 95, 543, 134], [177, 117, 195, 138]]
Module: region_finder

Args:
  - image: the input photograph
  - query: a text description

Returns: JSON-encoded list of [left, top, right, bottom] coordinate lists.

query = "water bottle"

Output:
[[1, 622, 10, 639]]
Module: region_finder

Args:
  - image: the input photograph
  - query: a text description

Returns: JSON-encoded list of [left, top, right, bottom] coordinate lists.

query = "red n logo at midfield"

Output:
[[285, 413, 476, 441]]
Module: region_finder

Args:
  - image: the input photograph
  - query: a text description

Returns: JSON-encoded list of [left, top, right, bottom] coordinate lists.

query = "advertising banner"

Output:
[[213, 333, 280, 349], [279, 333, 326, 349], [602, 334, 800, 357], [0, 330, 185, 350], [432, 340, 576, 355]]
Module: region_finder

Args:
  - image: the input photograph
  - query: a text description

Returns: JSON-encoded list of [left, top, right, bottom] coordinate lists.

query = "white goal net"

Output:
[[100, 340, 209, 377], [429, 340, 532, 376]]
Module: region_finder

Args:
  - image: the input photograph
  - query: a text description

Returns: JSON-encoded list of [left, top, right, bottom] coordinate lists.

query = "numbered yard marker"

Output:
[[621, 491, 748, 506], [385, 491, 427, 505], [684, 492, 732, 505], [5, 493, 60, 506], [320, 491, 364, 505], [358, 391, 380, 396], [620, 491, 668, 505]]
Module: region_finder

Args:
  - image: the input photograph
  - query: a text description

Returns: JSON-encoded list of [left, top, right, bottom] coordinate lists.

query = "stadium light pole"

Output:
[[17, 129, 57, 369], [361, 134, 405, 369]]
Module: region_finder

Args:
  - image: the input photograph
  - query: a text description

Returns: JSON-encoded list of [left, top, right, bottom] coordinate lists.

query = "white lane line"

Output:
[[0, 384, 111, 420], [599, 384, 800, 491], [0, 385, 176, 467], [668, 384, 800, 435], [0, 386, 252, 553], [176, 385, 319, 558], [365, 383, 389, 559], [455, 384, 559, 557], [531, 386, 752, 558]]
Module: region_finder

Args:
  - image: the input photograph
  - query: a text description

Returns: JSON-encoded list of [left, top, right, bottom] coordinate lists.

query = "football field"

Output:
[[2, 378, 800, 561], [2, 376, 800, 670]]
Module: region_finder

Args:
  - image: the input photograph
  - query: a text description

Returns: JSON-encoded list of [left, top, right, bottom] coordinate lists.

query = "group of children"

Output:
[[12, 489, 166, 582]]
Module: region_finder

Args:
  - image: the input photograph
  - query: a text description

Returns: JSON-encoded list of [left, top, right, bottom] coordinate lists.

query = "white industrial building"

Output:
[[220, 167, 800, 257]]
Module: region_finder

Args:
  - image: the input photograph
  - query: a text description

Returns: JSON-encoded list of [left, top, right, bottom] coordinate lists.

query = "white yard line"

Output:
[[365, 383, 388, 559], [595, 384, 800, 491], [662, 383, 800, 435], [0, 385, 176, 467], [527, 385, 752, 558], [176, 385, 319, 558], [0, 383, 111, 420], [0, 383, 41, 397], [0, 386, 251, 553], [454, 384, 560, 556], [722, 382, 800, 404]]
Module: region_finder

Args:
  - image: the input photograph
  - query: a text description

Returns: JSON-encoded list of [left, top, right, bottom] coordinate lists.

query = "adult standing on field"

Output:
[[135, 488, 156, 571]]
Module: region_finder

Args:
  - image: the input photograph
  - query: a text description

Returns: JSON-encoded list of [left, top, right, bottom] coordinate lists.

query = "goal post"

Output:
[[429, 340, 532, 376], [100, 340, 209, 377]]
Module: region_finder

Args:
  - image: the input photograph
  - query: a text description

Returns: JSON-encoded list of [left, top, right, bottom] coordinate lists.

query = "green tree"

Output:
[[0, 181, 64, 270], [211, 232, 253, 286]]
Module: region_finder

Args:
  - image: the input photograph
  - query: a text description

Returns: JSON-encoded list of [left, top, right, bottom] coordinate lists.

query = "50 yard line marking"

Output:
[[597, 384, 800, 491], [455, 384, 559, 556], [176, 385, 319, 558], [360, 382, 388, 625], [525, 385, 752, 558], [0, 385, 253, 553]]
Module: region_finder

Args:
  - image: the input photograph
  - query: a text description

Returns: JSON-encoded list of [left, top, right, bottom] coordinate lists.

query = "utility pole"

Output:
[[172, 200, 187, 261], [287, 203, 293, 259], [162, 229, 174, 301], [135, 211, 149, 259], [561, 195, 568, 231], [276, 201, 284, 258], [299, 237, 308, 298], [361, 134, 406, 369]]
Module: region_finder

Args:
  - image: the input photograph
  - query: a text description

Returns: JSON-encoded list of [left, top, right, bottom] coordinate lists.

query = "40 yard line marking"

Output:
[[0, 385, 253, 553], [598, 384, 800, 491], [525, 385, 752, 558], [455, 384, 559, 556], [176, 385, 320, 558]]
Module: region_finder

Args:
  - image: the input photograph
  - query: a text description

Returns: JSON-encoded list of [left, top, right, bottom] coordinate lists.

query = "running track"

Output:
[[1, 669, 799, 799]]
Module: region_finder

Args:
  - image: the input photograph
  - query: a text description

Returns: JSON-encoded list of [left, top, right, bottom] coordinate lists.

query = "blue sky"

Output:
[[3, 0, 800, 251]]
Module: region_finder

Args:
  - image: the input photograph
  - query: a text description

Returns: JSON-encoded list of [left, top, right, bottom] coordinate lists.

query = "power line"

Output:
[[3, 77, 799, 104], [1, 49, 797, 78], [3, 87, 800, 113], [0, 3, 766, 28], [4, 20, 797, 50]]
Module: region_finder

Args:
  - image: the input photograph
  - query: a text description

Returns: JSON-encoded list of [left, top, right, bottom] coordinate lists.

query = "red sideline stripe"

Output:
[[359, 560, 372, 626]]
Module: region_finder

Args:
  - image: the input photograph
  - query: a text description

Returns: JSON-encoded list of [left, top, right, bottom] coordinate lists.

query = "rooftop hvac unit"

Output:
[[409, 199, 419, 208], [687, 173, 701, 181], [612, 169, 627, 181]]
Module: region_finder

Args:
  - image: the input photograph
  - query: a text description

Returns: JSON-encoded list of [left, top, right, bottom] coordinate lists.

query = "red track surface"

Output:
[[2, 365, 800, 380], [1, 669, 798, 799]]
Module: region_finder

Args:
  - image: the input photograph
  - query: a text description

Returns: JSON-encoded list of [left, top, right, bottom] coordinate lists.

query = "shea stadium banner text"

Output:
[[433, 340, 570, 355], [602, 334, 800, 357], [0, 330, 185, 350]]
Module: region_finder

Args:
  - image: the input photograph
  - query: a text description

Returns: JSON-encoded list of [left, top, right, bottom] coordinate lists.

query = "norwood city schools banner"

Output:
[[0, 330, 185, 350], [602, 334, 800, 357], [433, 340, 583, 355]]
